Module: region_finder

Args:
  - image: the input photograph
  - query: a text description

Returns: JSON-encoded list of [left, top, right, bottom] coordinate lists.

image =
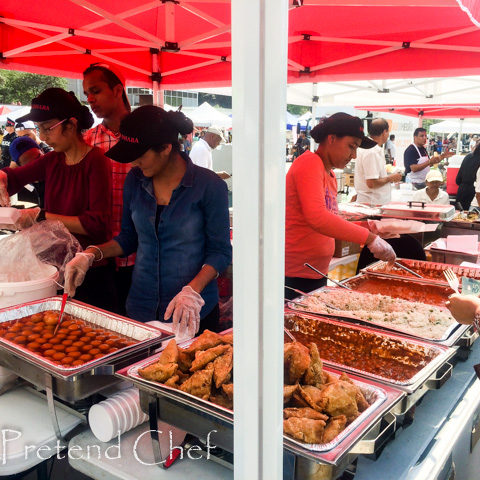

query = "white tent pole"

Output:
[[418, 113, 423, 127], [151, 51, 160, 107], [232, 0, 288, 479], [457, 118, 464, 154]]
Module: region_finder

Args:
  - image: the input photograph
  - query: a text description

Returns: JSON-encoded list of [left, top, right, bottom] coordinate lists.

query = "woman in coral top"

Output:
[[285, 112, 396, 299]]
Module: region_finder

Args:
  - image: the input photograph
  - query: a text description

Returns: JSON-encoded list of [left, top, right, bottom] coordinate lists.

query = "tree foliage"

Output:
[[0, 71, 67, 105], [287, 104, 311, 115]]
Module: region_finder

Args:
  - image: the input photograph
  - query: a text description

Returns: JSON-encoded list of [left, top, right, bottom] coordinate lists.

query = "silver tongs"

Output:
[[304, 263, 352, 290], [393, 261, 423, 279]]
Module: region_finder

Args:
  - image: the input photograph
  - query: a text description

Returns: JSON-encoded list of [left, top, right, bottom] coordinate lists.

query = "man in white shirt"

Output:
[[412, 169, 450, 205], [385, 134, 396, 165], [354, 118, 402, 206], [189, 126, 224, 170]]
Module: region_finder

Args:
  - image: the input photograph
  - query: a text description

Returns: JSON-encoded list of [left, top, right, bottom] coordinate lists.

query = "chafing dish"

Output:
[[363, 258, 480, 287], [117, 347, 405, 478], [285, 312, 455, 419], [425, 241, 480, 265], [287, 282, 465, 346], [0, 296, 172, 427], [379, 202, 455, 222]]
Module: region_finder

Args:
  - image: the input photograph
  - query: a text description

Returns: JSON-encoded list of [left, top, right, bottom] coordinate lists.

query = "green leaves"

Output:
[[0, 71, 67, 106]]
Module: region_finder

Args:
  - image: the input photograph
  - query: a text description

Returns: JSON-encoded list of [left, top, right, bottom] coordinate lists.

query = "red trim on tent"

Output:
[[355, 104, 480, 118]]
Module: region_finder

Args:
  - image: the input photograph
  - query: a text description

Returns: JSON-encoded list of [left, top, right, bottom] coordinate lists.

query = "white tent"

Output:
[[429, 119, 480, 134], [0, 105, 30, 124], [187, 101, 232, 128]]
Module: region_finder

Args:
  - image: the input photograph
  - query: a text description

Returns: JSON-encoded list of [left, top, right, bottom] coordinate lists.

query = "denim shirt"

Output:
[[114, 153, 232, 323]]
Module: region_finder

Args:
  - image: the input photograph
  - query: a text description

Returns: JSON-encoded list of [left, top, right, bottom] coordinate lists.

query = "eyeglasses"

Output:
[[37, 119, 67, 135]]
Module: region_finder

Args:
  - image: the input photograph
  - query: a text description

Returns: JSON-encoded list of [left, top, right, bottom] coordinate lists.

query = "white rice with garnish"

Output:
[[294, 290, 455, 340]]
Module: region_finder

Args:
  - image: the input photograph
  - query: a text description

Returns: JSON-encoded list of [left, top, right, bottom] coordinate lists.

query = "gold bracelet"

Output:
[[86, 245, 104, 262]]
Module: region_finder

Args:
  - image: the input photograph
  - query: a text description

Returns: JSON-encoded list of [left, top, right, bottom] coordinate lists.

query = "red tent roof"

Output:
[[0, 1, 479, 88], [355, 104, 480, 118]]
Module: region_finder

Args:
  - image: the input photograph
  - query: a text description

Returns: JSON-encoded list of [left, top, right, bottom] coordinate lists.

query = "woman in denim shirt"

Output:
[[65, 106, 232, 338]]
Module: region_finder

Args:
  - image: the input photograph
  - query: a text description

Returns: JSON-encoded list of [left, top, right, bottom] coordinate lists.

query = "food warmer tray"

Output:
[[363, 258, 480, 288], [379, 201, 455, 222], [287, 283, 466, 347], [0, 296, 173, 402], [117, 347, 405, 473], [284, 311, 456, 416]]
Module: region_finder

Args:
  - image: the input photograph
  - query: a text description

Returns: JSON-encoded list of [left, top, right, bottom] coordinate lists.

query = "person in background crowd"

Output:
[[9, 136, 45, 206], [64, 106, 232, 337], [285, 112, 396, 299], [385, 133, 396, 165], [1, 118, 17, 169], [82, 63, 133, 316], [0, 88, 115, 311], [404, 127, 452, 190], [294, 131, 311, 158], [190, 126, 224, 171], [182, 134, 192, 155], [412, 169, 450, 205], [456, 142, 480, 210], [354, 118, 402, 206], [469, 135, 479, 152], [15, 121, 52, 154]]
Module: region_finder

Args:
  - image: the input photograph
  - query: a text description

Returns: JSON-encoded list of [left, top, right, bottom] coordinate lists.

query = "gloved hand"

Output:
[[446, 293, 480, 325], [13, 207, 41, 230], [0, 170, 10, 207], [64, 252, 95, 297], [366, 236, 396, 264], [366, 220, 400, 239], [164, 286, 205, 340]]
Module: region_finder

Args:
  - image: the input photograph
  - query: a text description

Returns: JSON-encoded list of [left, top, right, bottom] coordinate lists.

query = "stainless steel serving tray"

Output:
[[117, 354, 405, 467], [379, 202, 455, 222], [285, 311, 456, 417], [287, 283, 463, 347], [363, 258, 480, 287], [0, 296, 172, 401], [284, 312, 456, 393]]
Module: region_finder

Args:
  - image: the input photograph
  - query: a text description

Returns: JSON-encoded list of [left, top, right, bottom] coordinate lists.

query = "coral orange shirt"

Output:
[[285, 150, 370, 278]]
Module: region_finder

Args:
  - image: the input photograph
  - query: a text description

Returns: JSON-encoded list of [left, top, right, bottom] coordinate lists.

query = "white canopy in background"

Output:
[[0, 105, 30, 124], [187, 101, 232, 128], [429, 120, 480, 134]]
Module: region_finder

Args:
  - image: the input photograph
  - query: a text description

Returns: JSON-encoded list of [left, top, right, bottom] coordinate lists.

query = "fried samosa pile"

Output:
[[138, 330, 234, 409], [283, 341, 371, 444], [139, 332, 371, 445]]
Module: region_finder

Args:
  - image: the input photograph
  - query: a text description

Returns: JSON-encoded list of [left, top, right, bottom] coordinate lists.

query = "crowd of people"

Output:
[[0, 64, 232, 339], [2, 84, 480, 338]]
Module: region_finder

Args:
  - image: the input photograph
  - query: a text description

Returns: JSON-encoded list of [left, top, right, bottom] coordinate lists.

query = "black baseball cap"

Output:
[[107, 105, 193, 163], [313, 112, 377, 149], [16, 88, 83, 123], [5, 118, 15, 127]]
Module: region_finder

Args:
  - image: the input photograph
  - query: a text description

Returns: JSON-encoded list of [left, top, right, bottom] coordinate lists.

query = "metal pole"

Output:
[[232, 0, 288, 479], [151, 50, 160, 106], [418, 114, 423, 128], [457, 118, 464, 154]]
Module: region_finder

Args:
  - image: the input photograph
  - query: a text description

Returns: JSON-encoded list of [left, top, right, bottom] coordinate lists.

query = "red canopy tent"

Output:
[[0, 1, 480, 89], [354, 104, 480, 118]]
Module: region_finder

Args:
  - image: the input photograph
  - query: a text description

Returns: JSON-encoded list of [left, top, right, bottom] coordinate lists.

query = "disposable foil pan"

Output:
[[0, 296, 169, 377], [287, 285, 459, 344], [285, 312, 456, 391], [363, 258, 480, 287], [119, 353, 403, 461]]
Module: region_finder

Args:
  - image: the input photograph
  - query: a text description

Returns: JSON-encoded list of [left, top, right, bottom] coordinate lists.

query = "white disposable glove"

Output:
[[0, 170, 10, 207], [164, 286, 205, 341], [367, 236, 396, 264], [367, 219, 400, 239], [64, 252, 95, 297]]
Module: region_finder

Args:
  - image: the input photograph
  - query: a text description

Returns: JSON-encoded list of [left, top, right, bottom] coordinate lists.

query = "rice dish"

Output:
[[293, 289, 455, 340]]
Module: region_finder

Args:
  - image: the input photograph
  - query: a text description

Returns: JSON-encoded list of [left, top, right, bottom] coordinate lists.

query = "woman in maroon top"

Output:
[[0, 88, 116, 311]]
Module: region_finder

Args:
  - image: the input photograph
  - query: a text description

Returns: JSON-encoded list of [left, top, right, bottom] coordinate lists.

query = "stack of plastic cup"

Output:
[[89, 388, 148, 442]]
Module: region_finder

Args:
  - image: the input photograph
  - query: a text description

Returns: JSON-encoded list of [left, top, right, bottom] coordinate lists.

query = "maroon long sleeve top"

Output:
[[4, 147, 112, 248]]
